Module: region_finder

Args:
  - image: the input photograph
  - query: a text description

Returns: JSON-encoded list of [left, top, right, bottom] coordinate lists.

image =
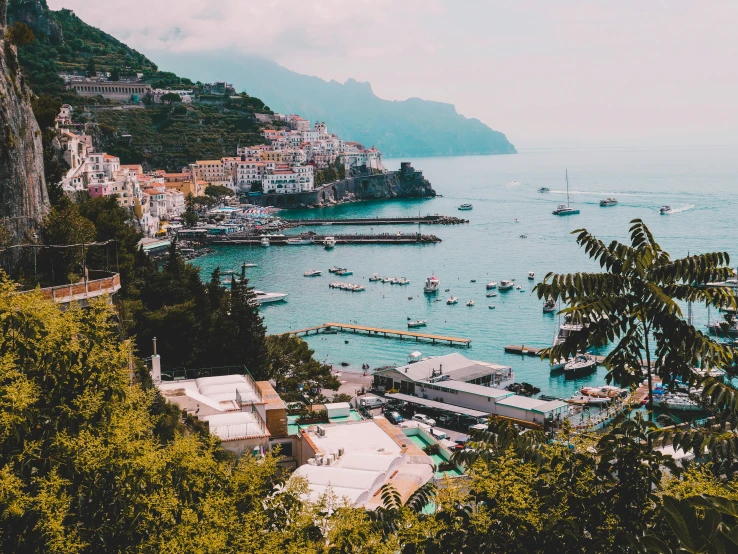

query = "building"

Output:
[[262, 165, 314, 193], [65, 78, 152, 102], [493, 396, 569, 426]]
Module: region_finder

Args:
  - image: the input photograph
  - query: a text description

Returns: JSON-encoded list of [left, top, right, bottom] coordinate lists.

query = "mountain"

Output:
[[153, 52, 517, 158]]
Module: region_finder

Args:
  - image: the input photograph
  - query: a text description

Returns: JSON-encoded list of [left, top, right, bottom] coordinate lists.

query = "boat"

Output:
[[260, 237, 270, 247], [486, 281, 498, 289], [251, 290, 288, 305], [389, 277, 399, 285], [466, 300, 475, 306], [369, 273, 382, 282], [515, 285, 523, 290], [221, 269, 236, 275], [446, 296, 459, 305], [382, 277, 393, 283], [286, 237, 312, 245], [423, 275, 440, 293], [653, 394, 701, 411], [328, 267, 345, 274], [543, 298, 557, 313], [486, 292, 498, 298], [324, 236, 337, 249], [488, 305, 496, 309], [600, 197, 618, 207], [552, 170, 580, 215], [567, 394, 610, 406], [407, 320, 428, 328], [458, 203, 473, 211], [470, 279, 476, 283], [242, 263, 258, 268], [581, 386, 627, 398], [659, 206, 672, 214], [564, 355, 598, 379], [499, 280, 515, 291], [303, 269, 322, 277], [397, 277, 410, 285], [538, 187, 550, 193], [336, 269, 353, 276], [528, 272, 535, 280]]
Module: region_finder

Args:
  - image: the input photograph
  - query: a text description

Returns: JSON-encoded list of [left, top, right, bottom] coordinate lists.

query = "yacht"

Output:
[[466, 300, 475, 307], [653, 394, 701, 412], [538, 187, 550, 193], [324, 236, 337, 249], [303, 269, 322, 277], [564, 355, 597, 379], [552, 170, 580, 215], [659, 206, 672, 215], [499, 280, 515, 291], [446, 296, 459, 305], [528, 271, 535, 280], [260, 237, 270, 247], [286, 237, 312, 245], [423, 275, 440, 293], [251, 291, 288, 305], [543, 298, 557, 313], [458, 204, 473, 211], [600, 197, 618, 207], [487, 292, 498, 298], [369, 273, 383, 282], [407, 320, 427, 328], [486, 281, 498, 289]]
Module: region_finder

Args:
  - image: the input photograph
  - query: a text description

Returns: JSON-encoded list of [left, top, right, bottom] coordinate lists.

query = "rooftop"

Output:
[[385, 392, 490, 418], [158, 373, 262, 413], [422, 379, 514, 399], [201, 411, 269, 441], [495, 395, 549, 410], [380, 353, 512, 384]]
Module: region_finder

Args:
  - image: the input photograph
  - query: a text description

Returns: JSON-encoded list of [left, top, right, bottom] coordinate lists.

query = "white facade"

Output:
[[262, 165, 314, 193]]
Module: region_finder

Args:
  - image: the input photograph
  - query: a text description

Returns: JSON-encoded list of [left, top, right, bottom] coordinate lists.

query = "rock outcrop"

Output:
[[0, 0, 49, 242]]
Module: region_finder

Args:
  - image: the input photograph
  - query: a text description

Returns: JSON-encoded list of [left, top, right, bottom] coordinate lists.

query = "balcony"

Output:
[[32, 272, 122, 309]]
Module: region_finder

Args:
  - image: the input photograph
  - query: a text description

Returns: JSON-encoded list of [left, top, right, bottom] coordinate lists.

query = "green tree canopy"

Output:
[[4, 22, 35, 46], [204, 184, 235, 201]]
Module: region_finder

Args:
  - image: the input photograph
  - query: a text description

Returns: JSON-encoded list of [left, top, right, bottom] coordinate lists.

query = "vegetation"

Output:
[[4, 21, 34, 46], [205, 184, 235, 201]]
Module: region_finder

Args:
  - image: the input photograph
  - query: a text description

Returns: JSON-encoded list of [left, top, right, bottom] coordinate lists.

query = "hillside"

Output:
[[155, 52, 517, 158]]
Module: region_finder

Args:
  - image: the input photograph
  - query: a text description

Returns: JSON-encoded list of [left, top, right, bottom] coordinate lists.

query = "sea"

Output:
[[191, 145, 738, 401]]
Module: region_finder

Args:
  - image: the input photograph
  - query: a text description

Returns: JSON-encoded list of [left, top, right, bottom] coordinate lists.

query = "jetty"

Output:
[[504, 345, 609, 364], [284, 322, 471, 347], [289, 215, 468, 226], [207, 233, 442, 246]]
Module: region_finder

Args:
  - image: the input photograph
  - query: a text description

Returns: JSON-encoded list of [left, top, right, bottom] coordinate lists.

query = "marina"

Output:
[[284, 322, 472, 347]]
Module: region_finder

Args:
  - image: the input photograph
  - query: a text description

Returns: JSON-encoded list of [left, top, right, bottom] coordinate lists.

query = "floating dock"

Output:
[[284, 322, 471, 347], [289, 215, 468, 226]]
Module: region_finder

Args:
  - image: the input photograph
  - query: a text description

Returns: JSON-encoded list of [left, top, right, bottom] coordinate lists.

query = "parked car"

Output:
[[412, 413, 436, 426], [430, 428, 449, 441], [454, 435, 468, 450], [385, 411, 405, 425], [358, 395, 386, 409]]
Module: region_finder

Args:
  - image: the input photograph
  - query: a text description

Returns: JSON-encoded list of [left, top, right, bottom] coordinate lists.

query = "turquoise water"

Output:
[[191, 146, 738, 400]]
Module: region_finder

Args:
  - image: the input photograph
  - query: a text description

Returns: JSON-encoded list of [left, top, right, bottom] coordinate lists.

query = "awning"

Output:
[[385, 393, 490, 418]]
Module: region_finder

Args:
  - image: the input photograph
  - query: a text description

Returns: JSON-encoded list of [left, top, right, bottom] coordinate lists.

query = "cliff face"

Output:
[[353, 163, 436, 201], [0, 1, 49, 242]]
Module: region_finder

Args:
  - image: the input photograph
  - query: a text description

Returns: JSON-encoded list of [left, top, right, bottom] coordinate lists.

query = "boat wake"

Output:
[[665, 204, 695, 214], [506, 180, 522, 187]]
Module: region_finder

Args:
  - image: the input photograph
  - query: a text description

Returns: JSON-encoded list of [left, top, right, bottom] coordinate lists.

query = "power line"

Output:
[[0, 239, 118, 253]]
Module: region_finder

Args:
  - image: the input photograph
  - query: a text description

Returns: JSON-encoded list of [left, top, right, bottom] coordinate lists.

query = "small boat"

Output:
[[328, 266, 345, 274], [528, 272, 535, 280], [552, 170, 580, 216], [470, 279, 476, 283], [659, 205, 672, 215], [324, 236, 337, 249], [286, 237, 312, 245], [260, 237, 270, 247], [251, 290, 288, 305], [600, 197, 618, 207], [424, 275, 440, 293], [466, 300, 475, 307], [653, 395, 701, 412], [304, 269, 322, 277], [488, 305, 496, 309], [543, 298, 556, 313], [520, 234, 528, 239], [446, 296, 459, 305], [389, 277, 399, 285], [486, 281, 498, 290], [538, 187, 550, 193], [499, 280, 515, 291], [567, 395, 610, 406], [336, 269, 353, 276], [564, 355, 597, 379], [458, 203, 473, 211], [382, 277, 393, 283], [486, 292, 498, 298], [445, 289, 450, 292], [408, 296, 413, 300], [515, 285, 523, 290], [397, 277, 410, 285], [407, 320, 428, 328], [221, 269, 236, 275], [369, 273, 382, 282], [242, 262, 257, 268]]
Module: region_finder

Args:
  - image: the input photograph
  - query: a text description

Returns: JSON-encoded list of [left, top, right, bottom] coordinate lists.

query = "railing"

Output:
[[30, 272, 121, 305]]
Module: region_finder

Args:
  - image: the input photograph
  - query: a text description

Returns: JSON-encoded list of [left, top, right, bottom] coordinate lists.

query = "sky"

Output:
[[48, 0, 738, 148]]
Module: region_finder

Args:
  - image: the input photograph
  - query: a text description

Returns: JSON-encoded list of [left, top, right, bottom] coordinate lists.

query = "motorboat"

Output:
[[328, 266, 345, 274], [528, 272, 535, 280], [424, 275, 440, 293], [515, 285, 523, 290], [458, 204, 473, 211], [486, 292, 498, 298], [552, 170, 580, 215], [303, 269, 322, 277], [652, 394, 701, 412], [336, 269, 353, 276], [242, 262, 258, 268], [659, 206, 672, 215], [407, 320, 428, 328], [543, 298, 557, 313], [564, 355, 598, 379], [328, 282, 365, 292], [221, 269, 236, 275], [389, 277, 399, 285], [488, 305, 496, 309], [466, 300, 475, 306], [538, 187, 550, 193], [260, 237, 270, 247], [251, 290, 288, 305], [397, 277, 410, 285], [600, 197, 618, 207], [286, 237, 312, 245], [499, 280, 515, 291], [486, 281, 498, 289], [470, 279, 476, 283], [324, 236, 337, 249], [382, 277, 393, 283], [581, 386, 627, 399], [567, 394, 610, 406], [446, 296, 459, 305], [369, 273, 382, 282]]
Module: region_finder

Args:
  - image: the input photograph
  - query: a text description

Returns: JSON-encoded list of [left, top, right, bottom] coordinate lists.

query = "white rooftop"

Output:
[[383, 353, 512, 384], [157, 374, 262, 413], [201, 412, 268, 441], [531, 400, 569, 413], [423, 379, 514, 399], [495, 395, 549, 410]]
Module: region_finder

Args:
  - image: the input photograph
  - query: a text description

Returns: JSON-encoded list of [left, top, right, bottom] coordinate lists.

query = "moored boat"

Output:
[[369, 273, 382, 282], [324, 236, 337, 249], [543, 298, 557, 313], [564, 355, 598, 379], [528, 272, 535, 280], [286, 237, 312, 245], [600, 197, 618, 207], [446, 296, 459, 305], [260, 237, 270, 247], [458, 203, 473, 211], [407, 320, 427, 328], [499, 280, 515, 291], [466, 300, 475, 306], [304, 269, 322, 277], [486, 281, 498, 289], [424, 275, 440, 293]]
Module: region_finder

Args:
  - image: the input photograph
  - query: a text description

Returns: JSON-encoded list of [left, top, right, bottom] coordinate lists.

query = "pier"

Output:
[[207, 233, 442, 246], [289, 215, 468, 226], [284, 322, 471, 347], [504, 345, 609, 364]]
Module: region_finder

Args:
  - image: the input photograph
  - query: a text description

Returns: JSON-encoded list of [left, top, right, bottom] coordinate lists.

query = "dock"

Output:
[[284, 322, 471, 347], [504, 345, 608, 364], [289, 215, 468, 226], [207, 233, 442, 246]]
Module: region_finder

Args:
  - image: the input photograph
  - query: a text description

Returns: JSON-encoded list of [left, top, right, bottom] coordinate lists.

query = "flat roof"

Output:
[[495, 396, 548, 410], [385, 393, 490, 418], [532, 400, 569, 413], [201, 412, 268, 441], [423, 380, 514, 399], [379, 353, 510, 383]]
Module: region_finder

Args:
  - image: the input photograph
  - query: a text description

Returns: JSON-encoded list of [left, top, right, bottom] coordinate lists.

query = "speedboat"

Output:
[[552, 204, 580, 216], [488, 305, 496, 309], [369, 273, 382, 282], [251, 291, 288, 305], [397, 277, 410, 285], [382, 277, 393, 283], [659, 206, 672, 215], [499, 280, 514, 291], [407, 320, 427, 328], [458, 204, 473, 211], [242, 262, 257, 268], [600, 197, 618, 207], [336, 269, 353, 276], [653, 394, 701, 411], [486, 292, 498, 298], [486, 281, 498, 290], [564, 355, 597, 379], [328, 266, 345, 274], [304, 269, 322, 277], [528, 272, 535, 280], [324, 236, 336, 249], [260, 237, 270, 247], [423, 275, 440, 293], [538, 187, 550, 193], [446, 296, 459, 305], [466, 300, 475, 306], [543, 298, 557, 313], [286, 237, 312, 245], [567, 394, 610, 406]]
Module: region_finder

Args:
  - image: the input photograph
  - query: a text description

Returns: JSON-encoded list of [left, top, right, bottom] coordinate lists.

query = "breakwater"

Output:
[[207, 233, 442, 246], [290, 215, 468, 226]]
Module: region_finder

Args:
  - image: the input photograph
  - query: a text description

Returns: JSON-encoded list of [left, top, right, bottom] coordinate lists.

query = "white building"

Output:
[[262, 165, 314, 193]]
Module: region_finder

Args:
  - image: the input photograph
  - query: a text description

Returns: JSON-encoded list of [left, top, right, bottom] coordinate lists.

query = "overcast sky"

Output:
[[49, 0, 738, 148]]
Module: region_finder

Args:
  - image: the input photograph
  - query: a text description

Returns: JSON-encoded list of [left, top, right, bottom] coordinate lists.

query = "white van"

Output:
[[358, 395, 386, 409], [430, 428, 449, 441]]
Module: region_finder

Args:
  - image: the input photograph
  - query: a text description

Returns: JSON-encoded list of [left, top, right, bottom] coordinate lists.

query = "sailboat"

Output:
[[552, 170, 580, 216]]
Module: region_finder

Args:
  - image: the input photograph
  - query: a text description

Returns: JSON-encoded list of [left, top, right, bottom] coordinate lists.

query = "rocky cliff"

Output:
[[0, 0, 49, 242]]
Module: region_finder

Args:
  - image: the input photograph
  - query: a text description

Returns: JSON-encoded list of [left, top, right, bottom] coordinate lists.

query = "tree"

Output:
[[205, 184, 235, 202], [161, 92, 182, 104], [38, 203, 97, 285], [4, 22, 35, 46], [110, 66, 120, 81], [182, 193, 199, 227], [86, 57, 96, 77], [535, 219, 735, 409], [249, 180, 263, 193], [192, 195, 215, 207]]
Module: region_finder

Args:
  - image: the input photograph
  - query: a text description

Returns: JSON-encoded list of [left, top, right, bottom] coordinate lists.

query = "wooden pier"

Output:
[[504, 345, 608, 364], [284, 322, 471, 347], [289, 215, 469, 226]]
